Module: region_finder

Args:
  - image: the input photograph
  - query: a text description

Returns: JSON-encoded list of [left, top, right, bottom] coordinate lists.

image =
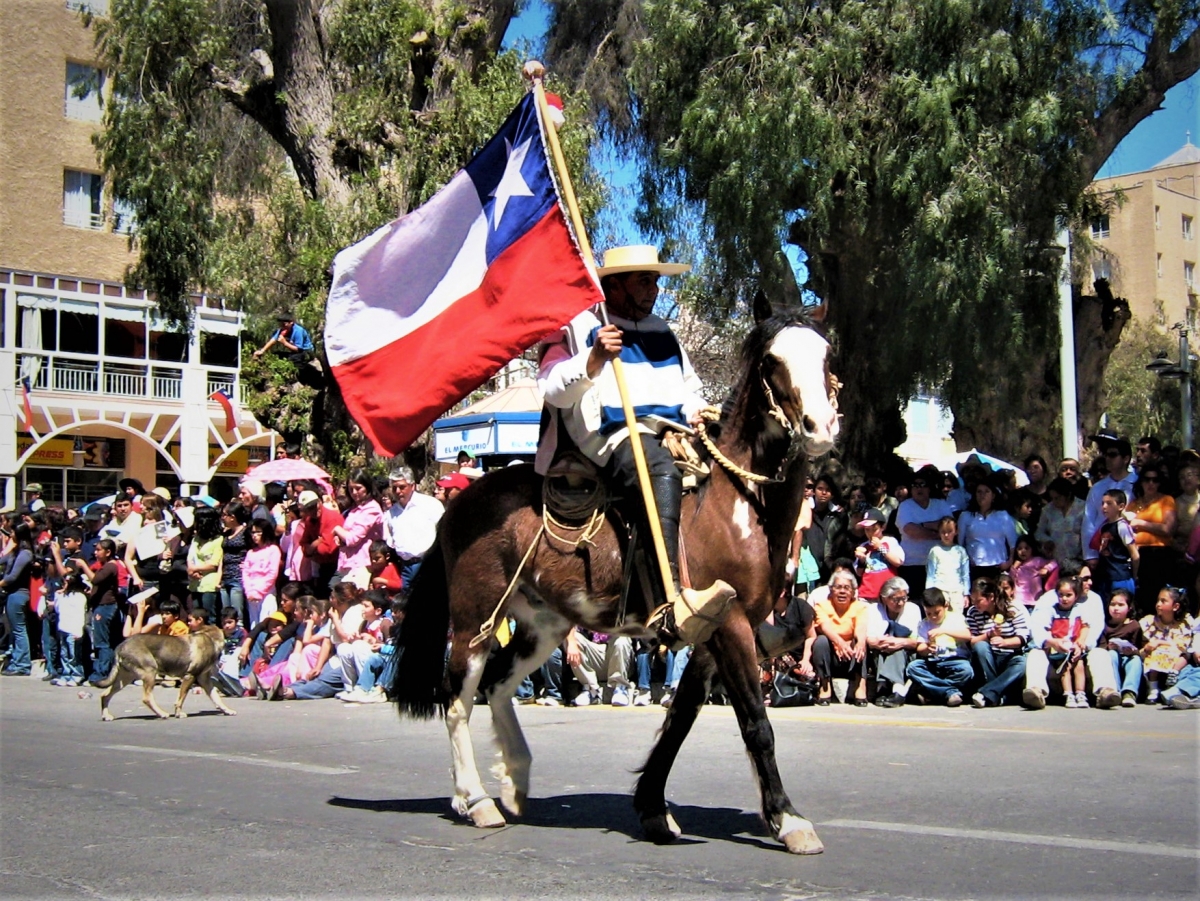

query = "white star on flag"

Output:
[[489, 137, 534, 229]]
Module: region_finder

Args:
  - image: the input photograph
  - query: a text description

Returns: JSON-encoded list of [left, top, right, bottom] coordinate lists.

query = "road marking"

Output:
[[104, 744, 358, 776], [821, 818, 1200, 859]]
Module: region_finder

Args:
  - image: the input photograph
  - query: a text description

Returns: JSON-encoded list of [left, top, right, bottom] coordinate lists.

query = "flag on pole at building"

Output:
[[324, 92, 604, 456], [20, 377, 34, 428], [210, 389, 236, 433]]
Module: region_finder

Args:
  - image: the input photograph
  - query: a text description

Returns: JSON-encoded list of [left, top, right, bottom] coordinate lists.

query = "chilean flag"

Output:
[[20, 376, 34, 428], [325, 93, 604, 456], [209, 388, 237, 433]]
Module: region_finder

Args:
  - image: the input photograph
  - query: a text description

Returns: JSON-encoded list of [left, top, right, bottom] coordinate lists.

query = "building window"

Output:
[[1092, 258, 1112, 282], [63, 170, 103, 229], [1158, 253, 1163, 278], [112, 196, 137, 235], [1185, 215, 1195, 241], [1155, 205, 1161, 230], [1187, 262, 1196, 290], [64, 62, 103, 121], [66, 0, 109, 14], [1091, 215, 1110, 239]]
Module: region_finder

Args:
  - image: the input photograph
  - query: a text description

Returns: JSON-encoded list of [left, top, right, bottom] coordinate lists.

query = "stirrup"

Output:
[[647, 580, 737, 649]]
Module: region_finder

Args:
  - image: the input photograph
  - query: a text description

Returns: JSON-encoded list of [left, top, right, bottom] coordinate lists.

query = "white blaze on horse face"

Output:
[[766, 327, 839, 455], [732, 497, 753, 540]]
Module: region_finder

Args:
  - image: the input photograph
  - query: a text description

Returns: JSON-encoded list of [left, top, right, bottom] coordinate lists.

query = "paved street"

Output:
[[1, 677, 1197, 900]]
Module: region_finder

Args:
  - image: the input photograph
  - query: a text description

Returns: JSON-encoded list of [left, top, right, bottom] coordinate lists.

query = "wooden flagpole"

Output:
[[525, 60, 678, 608]]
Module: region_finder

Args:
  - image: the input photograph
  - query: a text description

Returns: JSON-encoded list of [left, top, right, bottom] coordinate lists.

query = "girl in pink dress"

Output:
[[1010, 535, 1059, 610]]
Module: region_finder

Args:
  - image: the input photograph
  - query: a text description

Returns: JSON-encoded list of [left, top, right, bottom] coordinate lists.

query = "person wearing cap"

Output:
[[1082, 436, 1137, 564], [896, 465, 953, 597], [118, 477, 145, 504], [382, 466, 444, 590], [22, 483, 45, 514], [853, 507, 904, 601], [435, 472, 470, 504], [456, 450, 478, 472], [80, 505, 109, 561], [252, 313, 314, 364], [298, 489, 344, 596], [535, 244, 726, 642]]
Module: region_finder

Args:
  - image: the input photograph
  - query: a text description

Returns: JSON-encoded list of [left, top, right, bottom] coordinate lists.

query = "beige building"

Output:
[[0, 0, 277, 508], [1088, 140, 1200, 325]]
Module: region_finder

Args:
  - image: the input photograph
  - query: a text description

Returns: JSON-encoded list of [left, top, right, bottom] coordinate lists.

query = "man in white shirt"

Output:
[[895, 465, 952, 596], [103, 496, 142, 553], [382, 466, 444, 590], [1082, 434, 1137, 558], [865, 577, 923, 707]]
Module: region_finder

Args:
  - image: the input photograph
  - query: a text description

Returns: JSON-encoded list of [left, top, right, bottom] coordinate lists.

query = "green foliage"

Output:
[[1102, 317, 1187, 444], [618, 0, 1197, 463]]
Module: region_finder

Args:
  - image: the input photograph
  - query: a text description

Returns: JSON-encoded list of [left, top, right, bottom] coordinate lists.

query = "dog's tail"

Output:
[[93, 657, 120, 689]]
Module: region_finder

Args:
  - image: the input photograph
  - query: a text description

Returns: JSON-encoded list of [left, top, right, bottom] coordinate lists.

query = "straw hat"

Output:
[[596, 245, 690, 277]]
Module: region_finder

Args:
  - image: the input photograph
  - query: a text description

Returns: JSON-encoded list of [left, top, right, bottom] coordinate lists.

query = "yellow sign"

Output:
[[165, 443, 271, 475], [17, 436, 73, 466]]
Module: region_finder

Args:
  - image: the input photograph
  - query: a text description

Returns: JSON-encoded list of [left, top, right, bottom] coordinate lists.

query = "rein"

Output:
[[694, 376, 793, 485]]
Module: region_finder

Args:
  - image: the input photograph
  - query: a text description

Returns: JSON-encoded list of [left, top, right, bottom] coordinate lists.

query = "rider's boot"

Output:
[[645, 474, 736, 648]]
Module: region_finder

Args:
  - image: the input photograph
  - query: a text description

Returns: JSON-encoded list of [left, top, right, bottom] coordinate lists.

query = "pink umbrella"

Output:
[[245, 459, 334, 495]]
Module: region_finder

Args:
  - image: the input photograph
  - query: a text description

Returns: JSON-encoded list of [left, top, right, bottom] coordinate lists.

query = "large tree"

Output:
[[91, 0, 602, 469], [547, 0, 1200, 466]]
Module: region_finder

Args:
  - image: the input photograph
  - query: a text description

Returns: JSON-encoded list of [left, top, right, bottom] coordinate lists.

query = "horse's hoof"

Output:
[[778, 815, 824, 855], [100, 712, 113, 722], [467, 797, 507, 828], [499, 785, 526, 818], [641, 811, 682, 844], [175, 711, 187, 719]]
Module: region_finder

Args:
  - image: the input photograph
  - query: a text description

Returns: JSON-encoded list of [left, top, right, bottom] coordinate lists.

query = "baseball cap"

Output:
[[858, 507, 887, 526], [297, 489, 321, 508], [436, 473, 470, 492]]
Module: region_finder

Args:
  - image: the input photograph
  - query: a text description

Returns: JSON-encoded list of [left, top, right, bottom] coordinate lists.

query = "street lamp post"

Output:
[[1146, 317, 1196, 449]]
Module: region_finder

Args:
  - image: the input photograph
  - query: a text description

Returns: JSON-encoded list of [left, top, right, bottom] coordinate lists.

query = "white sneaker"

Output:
[[1074, 691, 1090, 709], [535, 696, 562, 707], [573, 690, 594, 707], [611, 686, 631, 707], [633, 689, 650, 707], [970, 692, 987, 709], [342, 687, 371, 703], [1147, 687, 1160, 703], [1064, 692, 1079, 708], [335, 689, 355, 701], [660, 689, 674, 708], [360, 687, 386, 703]]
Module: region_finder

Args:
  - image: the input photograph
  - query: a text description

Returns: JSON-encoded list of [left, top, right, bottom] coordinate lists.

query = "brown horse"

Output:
[[391, 298, 839, 853]]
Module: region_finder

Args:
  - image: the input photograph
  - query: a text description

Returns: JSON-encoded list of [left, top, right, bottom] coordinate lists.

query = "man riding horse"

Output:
[[535, 244, 735, 646]]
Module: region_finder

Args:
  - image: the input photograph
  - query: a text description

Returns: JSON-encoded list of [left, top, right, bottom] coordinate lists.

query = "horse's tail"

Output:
[[389, 541, 450, 720]]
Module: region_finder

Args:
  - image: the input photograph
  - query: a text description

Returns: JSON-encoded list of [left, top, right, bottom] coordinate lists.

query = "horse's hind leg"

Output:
[[633, 644, 718, 842], [484, 602, 568, 818], [445, 644, 506, 828], [710, 615, 823, 855]]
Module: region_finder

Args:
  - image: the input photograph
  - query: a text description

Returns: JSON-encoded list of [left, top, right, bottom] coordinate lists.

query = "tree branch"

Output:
[[1082, 24, 1200, 181]]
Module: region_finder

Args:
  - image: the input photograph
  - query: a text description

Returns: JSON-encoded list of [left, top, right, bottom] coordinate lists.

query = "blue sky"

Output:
[[503, 3, 1198, 242]]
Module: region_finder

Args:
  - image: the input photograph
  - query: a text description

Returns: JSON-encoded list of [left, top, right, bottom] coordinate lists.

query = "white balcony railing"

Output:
[[15, 353, 239, 410]]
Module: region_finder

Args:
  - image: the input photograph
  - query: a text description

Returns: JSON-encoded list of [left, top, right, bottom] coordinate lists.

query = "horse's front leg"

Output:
[[633, 644, 717, 842], [710, 612, 824, 855], [484, 601, 569, 818], [445, 641, 506, 828]]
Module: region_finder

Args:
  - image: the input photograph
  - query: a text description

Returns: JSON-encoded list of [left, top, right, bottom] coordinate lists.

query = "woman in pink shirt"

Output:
[[241, 518, 282, 627], [333, 471, 384, 574]]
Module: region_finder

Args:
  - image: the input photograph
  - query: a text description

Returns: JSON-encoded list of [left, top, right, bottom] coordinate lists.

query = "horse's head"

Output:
[[752, 296, 840, 456]]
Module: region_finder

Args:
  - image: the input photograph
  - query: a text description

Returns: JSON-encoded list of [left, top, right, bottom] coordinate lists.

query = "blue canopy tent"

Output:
[[432, 379, 542, 465]]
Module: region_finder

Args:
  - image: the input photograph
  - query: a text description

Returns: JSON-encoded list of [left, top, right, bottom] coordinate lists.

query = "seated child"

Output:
[[1097, 589, 1145, 706], [1138, 587, 1194, 703], [906, 589, 973, 706], [1030, 577, 1090, 707], [215, 606, 248, 697], [252, 599, 332, 700]]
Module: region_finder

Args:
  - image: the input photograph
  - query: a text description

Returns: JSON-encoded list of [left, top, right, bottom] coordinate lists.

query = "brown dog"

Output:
[[97, 625, 237, 721]]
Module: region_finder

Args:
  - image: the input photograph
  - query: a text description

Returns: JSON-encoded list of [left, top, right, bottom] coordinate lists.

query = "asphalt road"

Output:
[[1, 677, 1197, 900]]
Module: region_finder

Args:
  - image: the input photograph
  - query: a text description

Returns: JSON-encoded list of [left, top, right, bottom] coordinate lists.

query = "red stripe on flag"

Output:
[[21, 380, 34, 428], [210, 391, 236, 432], [333, 206, 602, 455]]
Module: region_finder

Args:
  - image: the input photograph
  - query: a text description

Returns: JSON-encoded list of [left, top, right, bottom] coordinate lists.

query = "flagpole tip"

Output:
[[523, 60, 545, 81]]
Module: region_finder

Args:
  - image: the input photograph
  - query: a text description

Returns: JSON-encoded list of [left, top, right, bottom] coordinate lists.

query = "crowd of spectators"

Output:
[[0, 461, 461, 706], [4, 430, 1199, 714]]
